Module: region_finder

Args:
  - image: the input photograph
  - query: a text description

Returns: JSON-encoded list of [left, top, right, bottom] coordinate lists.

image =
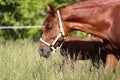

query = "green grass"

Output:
[[0, 40, 120, 80]]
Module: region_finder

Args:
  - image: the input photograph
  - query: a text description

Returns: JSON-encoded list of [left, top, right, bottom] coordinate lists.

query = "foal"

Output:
[[60, 36, 107, 69]]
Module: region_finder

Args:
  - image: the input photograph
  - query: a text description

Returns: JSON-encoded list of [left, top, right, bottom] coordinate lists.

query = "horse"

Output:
[[39, 0, 120, 73], [59, 36, 106, 69]]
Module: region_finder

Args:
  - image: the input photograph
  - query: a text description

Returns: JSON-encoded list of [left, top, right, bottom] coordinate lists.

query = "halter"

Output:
[[40, 10, 66, 51]]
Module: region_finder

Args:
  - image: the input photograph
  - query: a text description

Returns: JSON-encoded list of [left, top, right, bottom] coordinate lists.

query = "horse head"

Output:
[[38, 4, 66, 58]]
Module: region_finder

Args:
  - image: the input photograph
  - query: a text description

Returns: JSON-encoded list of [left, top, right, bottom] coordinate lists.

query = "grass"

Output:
[[0, 40, 120, 80]]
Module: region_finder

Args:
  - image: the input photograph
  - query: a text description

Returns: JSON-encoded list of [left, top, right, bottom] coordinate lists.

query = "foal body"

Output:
[[60, 36, 106, 68]]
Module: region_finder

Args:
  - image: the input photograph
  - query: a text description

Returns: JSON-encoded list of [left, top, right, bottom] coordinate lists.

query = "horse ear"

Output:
[[46, 4, 54, 13]]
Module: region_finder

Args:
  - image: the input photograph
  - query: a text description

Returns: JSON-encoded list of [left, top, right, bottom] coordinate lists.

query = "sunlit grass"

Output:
[[0, 40, 120, 80]]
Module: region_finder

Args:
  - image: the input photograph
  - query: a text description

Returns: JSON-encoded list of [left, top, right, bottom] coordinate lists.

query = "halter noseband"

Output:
[[40, 10, 66, 51]]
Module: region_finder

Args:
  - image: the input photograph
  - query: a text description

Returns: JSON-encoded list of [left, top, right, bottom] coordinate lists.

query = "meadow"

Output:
[[0, 40, 120, 80]]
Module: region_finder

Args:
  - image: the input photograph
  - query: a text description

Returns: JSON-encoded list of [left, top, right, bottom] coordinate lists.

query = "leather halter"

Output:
[[40, 10, 66, 51]]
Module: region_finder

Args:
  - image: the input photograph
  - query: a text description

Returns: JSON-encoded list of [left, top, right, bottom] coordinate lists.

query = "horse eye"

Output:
[[46, 26, 52, 30]]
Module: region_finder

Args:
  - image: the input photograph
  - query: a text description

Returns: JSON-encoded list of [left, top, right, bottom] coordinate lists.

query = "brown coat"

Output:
[[60, 36, 107, 67]]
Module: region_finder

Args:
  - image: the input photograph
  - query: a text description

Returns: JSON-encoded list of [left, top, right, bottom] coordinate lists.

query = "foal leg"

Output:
[[59, 58, 76, 72], [103, 39, 119, 74], [104, 53, 118, 74], [59, 58, 67, 72], [59, 55, 74, 71]]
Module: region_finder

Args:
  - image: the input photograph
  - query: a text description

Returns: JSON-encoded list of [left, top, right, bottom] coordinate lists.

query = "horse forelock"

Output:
[[44, 13, 55, 27]]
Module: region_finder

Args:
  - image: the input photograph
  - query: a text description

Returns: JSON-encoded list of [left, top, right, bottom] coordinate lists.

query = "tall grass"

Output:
[[0, 40, 120, 80]]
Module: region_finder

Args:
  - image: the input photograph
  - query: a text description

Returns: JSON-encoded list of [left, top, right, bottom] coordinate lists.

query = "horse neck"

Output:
[[60, 5, 92, 22], [58, 2, 111, 40], [59, 1, 108, 21]]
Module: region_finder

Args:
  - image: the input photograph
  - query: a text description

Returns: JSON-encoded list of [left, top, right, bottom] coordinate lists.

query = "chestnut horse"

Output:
[[39, 0, 120, 72], [60, 36, 106, 69]]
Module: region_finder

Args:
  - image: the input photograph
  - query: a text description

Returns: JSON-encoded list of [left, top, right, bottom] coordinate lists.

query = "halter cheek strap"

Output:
[[40, 10, 66, 51], [57, 10, 65, 35]]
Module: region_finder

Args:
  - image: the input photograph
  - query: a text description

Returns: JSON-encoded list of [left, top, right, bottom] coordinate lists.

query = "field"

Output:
[[0, 40, 120, 80]]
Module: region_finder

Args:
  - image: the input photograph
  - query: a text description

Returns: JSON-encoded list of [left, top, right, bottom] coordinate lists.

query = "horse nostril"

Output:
[[38, 48, 44, 55], [44, 50, 51, 58], [40, 49, 43, 53], [47, 50, 50, 54]]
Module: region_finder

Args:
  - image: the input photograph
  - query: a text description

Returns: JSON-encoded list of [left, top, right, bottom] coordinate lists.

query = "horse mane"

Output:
[[57, 0, 120, 10]]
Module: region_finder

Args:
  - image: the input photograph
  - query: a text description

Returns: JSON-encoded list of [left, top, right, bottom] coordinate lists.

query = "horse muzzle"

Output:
[[38, 48, 51, 58]]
